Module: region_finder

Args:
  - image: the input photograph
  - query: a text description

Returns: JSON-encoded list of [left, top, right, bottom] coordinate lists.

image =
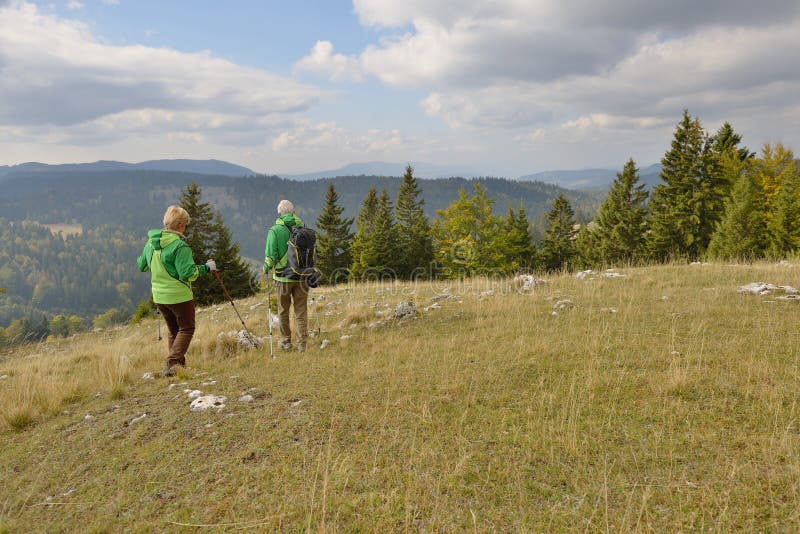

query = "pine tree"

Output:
[[179, 182, 254, 306], [350, 188, 380, 280], [371, 188, 402, 277], [538, 194, 577, 272], [315, 184, 354, 285], [593, 159, 648, 264], [501, 204, 535, 271], [431, 183, 503, 278], [707, 168, 765, 260], [711, 122, 753, 163], [395, 165, 433, 279], [209, 213, 255, 300], [759, 144, 800, 256], [647, 110, 720, 261]]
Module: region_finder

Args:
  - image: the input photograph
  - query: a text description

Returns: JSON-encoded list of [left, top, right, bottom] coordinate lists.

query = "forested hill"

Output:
[[0, 170, 600, 261]]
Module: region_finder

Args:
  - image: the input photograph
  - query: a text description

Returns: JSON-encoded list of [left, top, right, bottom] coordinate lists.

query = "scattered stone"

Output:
[[479, 290, 495, 298], [777, 294, 800, 301], [553, 299, 575, 310], [670, 351, 681, 356], [600, 307, 618, 313], [204, 423, 214, 428], [248, 302, 264, 310], [168, 382, 187, 390], [430, 293, 453, 304], [190, 395, 227, 412], [600, 271, 626, 278], [288, 399, 303, 408], [551, 311, 559, 317], [512, 274, 544, 292], [394, 301, 417, 319], [737, 282, 799, 296], [62, 488, 76, 497], [128, 413, 147, 425], [423, 302, 441, 312], [216, 330, 264, 350], [340, 334, 352, 340], [0, 374, 8, 380], [320, 339, 330, 349], [187, 390, 203, 399], [576, 270, 595, 280], [367, 321, 382, 329], [238, 394, 255, 403], [200, 380, 217, 387], [84, 414, 94, 421], [660, 295, 669, 301], [141, 372, 154, 380]]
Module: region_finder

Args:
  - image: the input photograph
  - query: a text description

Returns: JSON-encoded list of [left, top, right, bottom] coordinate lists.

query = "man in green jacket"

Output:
[[264, 199, 308, 352], [137, 205, 215, 376]]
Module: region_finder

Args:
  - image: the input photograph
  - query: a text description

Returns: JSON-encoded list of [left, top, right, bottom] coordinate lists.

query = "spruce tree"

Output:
[[371, 188, 402, 277], [502, 204, 535, 271], [762, 144, 800, 256], [350, 188, 380, 280], [538, 194, 577, 272], [647, 110, 715, 261], [179, 182, 254, 306], [431, 183, 503, 278], [707, 169, 765, 260], [315, 183, 354, 285], [593, 159, 648, 264], [395, 165, 433, 279]]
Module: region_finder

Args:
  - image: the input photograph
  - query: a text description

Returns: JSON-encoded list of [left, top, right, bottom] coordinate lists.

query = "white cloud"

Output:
[[293, 40, 363, 82], [101, 0, 119, 5], [66, 0, 84, 9], [334, 0, 800, 161], [0, 2, 321, 146], [271, 120, 408, 154]]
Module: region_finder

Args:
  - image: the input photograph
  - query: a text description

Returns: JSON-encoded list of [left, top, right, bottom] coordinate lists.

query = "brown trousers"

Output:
[[157, 300, 196, 367], [276, 281, 308, 345]]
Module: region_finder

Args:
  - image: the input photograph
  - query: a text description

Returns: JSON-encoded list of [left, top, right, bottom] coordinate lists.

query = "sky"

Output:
[[0, 0, 799, 177]]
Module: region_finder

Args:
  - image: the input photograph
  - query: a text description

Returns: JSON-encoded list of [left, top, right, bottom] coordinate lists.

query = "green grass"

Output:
[[2, 263, 800, 530]]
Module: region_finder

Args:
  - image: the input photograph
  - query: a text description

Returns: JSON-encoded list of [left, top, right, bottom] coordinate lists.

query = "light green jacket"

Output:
[[137, 229, 209, 304]]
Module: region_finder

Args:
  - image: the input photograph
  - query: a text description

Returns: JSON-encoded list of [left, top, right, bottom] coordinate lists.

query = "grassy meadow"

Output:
[[2, 263, 800, 531]]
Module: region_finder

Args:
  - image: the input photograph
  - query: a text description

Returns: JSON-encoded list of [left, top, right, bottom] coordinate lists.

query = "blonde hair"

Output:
[[277, 199, 295, 216], [163, 205, 190, 231]]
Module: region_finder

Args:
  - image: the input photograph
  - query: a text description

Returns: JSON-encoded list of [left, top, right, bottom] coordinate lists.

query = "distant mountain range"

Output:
[[0, 159, 255, 181], [517, 163, 663, 190], [0, 158, 665, 190], [279, 161, 500, 181]]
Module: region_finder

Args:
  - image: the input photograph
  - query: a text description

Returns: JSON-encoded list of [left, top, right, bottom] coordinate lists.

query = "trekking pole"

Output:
[[212, 269, 255, 341], [265, 271, 274, 359], [156, 307, 162, 341]]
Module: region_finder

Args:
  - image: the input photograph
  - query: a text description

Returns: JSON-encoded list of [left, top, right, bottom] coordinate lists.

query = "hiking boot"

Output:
[[278, 340, 293, 351], [297, 343, 306, 353], [163, 365, 175, 378]]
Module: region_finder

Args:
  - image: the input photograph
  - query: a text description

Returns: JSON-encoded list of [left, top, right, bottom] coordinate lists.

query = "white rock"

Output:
[[600, 307, 618, 313], [423, 302, 441, 312], [320, 339, 330, 349], [248, 302, 264, 310], [141, 372, 154, 380], [269, 312, 281, 330], [216, 330, 264, 350], [187, 390, 203, 399], [660, 295, 669, 301], [367, 321, 382, 329], [551, 311, 559, 317], [200, 380, 217, 386], [737, 282, 800, 295], [84, 414, 94, 420], [129, 413, 147, 425], [340, 334, 352, 340], [479, 290, 495, 297], [512, 274, 544, 292], [554, 299, 575, 310], [600, 272, 626, 278], [168, 382, 187, 390], [190, 395, 227, 412], [394, 301, 417, 319], [238, 394, 255, 403], [430, 293, 453, 303], [576, 270, 595, 280], [0, 374, 8, 380]]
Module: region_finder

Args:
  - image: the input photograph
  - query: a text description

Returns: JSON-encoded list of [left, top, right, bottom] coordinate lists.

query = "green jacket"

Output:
[[137, 229, 209, 304], [264, 213, 303, 283]]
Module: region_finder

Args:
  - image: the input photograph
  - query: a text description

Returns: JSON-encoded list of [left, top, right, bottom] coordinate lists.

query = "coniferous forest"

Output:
[[2, 110, 799, 349]]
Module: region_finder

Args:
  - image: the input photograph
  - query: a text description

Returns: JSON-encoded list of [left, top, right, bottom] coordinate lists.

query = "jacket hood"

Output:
[[276, 213, 302, 227], [147, 229, 181, 250]]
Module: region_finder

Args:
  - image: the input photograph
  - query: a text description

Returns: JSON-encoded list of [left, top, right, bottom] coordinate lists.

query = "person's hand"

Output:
[[205, 259, 217, 272]]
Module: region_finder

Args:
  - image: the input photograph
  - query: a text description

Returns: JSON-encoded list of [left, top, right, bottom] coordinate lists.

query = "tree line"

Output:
[[313, 110, 800, 281]]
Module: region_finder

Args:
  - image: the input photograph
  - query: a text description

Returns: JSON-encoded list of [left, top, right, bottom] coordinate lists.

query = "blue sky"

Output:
[[1, 0, 799, 177]]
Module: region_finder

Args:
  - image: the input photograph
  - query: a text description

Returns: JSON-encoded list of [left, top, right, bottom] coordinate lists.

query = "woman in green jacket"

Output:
[[137, 205, 215, 377]]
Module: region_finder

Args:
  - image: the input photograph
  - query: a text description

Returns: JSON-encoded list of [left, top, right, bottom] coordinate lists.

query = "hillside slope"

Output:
[[3, 263, 800, 530]]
